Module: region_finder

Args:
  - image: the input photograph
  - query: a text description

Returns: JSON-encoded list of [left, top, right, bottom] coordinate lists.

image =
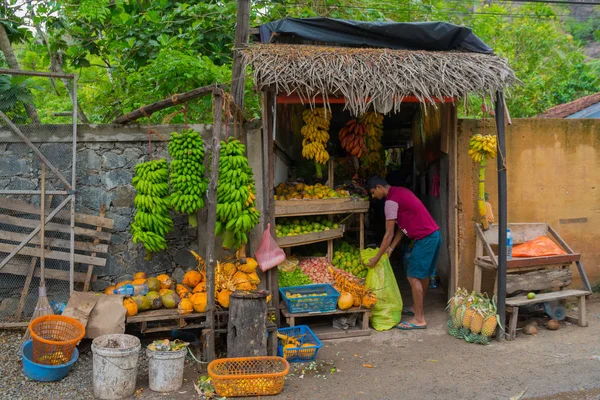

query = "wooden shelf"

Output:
[[275, 225, 345, 248], [280, 304, 371, 340], [274, 198, 369, 217], [126, 308, 208, 323]]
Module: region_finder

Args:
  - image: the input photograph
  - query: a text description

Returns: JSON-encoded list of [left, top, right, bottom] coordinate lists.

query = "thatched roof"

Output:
[[537, 92, 600, 118], [241, 44, 519, 115]]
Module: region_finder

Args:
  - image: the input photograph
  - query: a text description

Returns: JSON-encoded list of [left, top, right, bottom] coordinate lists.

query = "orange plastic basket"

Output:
[[28, 315, 85, 365], [208, 356, 289, 397]]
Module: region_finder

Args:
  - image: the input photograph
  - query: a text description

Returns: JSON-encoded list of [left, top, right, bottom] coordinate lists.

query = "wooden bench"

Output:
[[473, 223, 592, 340]]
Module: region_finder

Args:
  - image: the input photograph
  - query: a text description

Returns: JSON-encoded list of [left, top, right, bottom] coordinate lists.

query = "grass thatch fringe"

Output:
[[241, 44, 519, 116]]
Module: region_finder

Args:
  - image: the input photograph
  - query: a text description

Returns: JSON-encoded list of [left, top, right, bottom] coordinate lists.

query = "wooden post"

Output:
[[230, 0, 250, 110], [227, 291, 268, 357], [204, 91, 224, 362], [495, 91, 507, 341]]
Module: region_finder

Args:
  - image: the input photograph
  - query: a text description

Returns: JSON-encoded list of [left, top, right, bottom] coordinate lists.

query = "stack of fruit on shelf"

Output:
[[359, 112, 386, 178], [300, 108, 332, 178], [278, 267, 313, 288], [446, 287, 501, 345], [339, 118, 367, 157], [275, 216, 340, 238], [273, 182, 351, 201], [130, 159, 174, 260], [329, 266, 377, 309], [105, 251, 262, 317], [168, 128, 209, 227], [215, 137, 260, 250], [335, 182, 369, 200], [298, 257, 334, 284], [332, 241, 368, 278]]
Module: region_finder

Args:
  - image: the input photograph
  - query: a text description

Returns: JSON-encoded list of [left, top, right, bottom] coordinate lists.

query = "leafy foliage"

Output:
[[0, 0, 597, 123]]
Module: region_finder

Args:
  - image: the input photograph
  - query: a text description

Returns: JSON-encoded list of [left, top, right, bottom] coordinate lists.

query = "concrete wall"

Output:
[[457, 118, 600, 290], [0, 124, 256, 291]]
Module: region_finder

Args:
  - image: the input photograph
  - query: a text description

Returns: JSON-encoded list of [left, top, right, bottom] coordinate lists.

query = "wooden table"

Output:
[[280, 304, 371, 340]]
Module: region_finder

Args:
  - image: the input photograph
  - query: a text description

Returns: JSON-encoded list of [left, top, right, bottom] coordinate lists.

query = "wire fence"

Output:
[[0, 70, 77, 323]]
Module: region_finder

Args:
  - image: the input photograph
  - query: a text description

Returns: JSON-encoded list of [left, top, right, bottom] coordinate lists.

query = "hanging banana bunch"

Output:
[[215, 137, 260, 250], [131, 159, 174, 260], [168, 128, 209, 227], [359, 111, 386, 178], [468, 134, 497, 230], [300, 108, 331, 178]]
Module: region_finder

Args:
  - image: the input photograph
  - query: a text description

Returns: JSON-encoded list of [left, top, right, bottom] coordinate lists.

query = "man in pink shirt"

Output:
[[367, 177, 441, 330]]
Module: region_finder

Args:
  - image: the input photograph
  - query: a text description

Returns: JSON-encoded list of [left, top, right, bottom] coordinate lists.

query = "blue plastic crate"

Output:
[[280, 284, 340, 314], [277, 325, 322, 363]]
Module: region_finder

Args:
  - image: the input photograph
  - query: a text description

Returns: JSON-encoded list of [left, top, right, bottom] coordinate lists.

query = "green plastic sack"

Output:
[[362, 248, 403, 331]]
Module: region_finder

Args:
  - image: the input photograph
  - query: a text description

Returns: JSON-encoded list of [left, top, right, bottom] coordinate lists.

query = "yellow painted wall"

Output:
[[457, 118, 600, 290]]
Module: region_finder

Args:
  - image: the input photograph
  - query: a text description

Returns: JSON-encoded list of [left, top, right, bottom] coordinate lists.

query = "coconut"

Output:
[[546, 319, 559, 331], [147, 277, 161, 292], [146, 291, 163, 309], [161, 291, 181, 309], [132, 295, 151, 311]]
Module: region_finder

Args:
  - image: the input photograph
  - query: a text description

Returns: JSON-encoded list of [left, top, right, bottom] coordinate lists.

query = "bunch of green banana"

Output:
[[215, 137, 260, 250], [131, 159, 174, 260], [168, 128, 208, 227], [468, 134, 497, 163], [359, 111, 386, 178], [301, 108, 331, 178]]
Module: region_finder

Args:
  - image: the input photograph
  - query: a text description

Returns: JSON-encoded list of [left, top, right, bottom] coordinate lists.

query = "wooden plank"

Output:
[[448, 102, 458, 297], [473, 264, 483, 293], [505, 289, 591, 307], [1, 214, 111, 241], [0, 242, 107, 266], [275, 226, 345, 248], [84, 205, 106, 292], [230, 0, 250, 109], [275, 199, 369, 217], [0, 229, 109, 253], [314, 328, 371, 340], [2, 260, 91, 282], [141, 322, 207, 334], [475, 224, 498, 268], [481, 223, 549, 246], [477, 254, 580, 269], [506, 268, 572, 294], [280, 305, 370, 318], [506, 306, 518, 341], [15, 257, 37, 320], [359, 213, 365, 251], [127, 309, 208, 323], [0, 198, 114, 229]]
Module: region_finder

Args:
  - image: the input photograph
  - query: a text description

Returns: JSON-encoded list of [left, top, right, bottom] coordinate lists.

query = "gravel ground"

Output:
[[0, 331, 155, 400]]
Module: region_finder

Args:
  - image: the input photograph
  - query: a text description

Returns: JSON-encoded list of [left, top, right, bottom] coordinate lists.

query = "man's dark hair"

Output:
[[367, 176, 388, 190]]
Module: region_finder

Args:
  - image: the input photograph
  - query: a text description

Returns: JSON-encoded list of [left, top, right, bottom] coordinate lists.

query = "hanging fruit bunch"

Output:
[[215, 137, 260, 250], [359, 112, 386, 178], [300, 108, 331, 178], [446, 288, 500, 345], [214, 257, 260, 309], [339, 118, 367, 158], [468, 134, 497, 230], [168, 128, 209, 227], [131, 159, 173, 260]]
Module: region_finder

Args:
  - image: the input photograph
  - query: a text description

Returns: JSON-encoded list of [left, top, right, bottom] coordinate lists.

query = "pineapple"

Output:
[[481, 314, 498, 337], [462, 307, 475, 329], [470, 309, 485, 334]]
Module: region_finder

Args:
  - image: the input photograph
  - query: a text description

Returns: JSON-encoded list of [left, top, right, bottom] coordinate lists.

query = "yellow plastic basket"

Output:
[[208, 356, 289, 397]]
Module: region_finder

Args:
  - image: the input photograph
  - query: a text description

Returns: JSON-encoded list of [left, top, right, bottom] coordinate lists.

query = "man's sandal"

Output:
[[402, 308, 414, 316], [396, 322, 427, 330]]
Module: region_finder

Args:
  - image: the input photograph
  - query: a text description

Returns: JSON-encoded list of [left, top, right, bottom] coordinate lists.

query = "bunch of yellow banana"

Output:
[[468, 134, 497, 163], [168, 128, 208, 227], [131, 159, 173, 259], [215, 138, 260, 250], [359, 112, 386, 177], [300, 108, 331, 167]]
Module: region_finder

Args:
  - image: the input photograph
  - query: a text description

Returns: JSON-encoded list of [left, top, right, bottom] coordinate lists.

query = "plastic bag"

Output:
[[362, 248, 403, 331], [512, 236, 567, 258], [255, 223, 286, 272]]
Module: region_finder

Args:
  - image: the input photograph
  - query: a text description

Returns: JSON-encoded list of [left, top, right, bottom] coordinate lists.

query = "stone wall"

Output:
[[0, 124, 235, 291]]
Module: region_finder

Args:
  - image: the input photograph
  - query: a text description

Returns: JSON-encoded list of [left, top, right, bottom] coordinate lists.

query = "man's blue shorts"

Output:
[[406, 230, 441, 279]]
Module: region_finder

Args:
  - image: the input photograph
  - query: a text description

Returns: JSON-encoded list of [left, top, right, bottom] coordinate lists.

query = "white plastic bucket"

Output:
[[92, 334, 141, 400], [146, 347, 187, 392]]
